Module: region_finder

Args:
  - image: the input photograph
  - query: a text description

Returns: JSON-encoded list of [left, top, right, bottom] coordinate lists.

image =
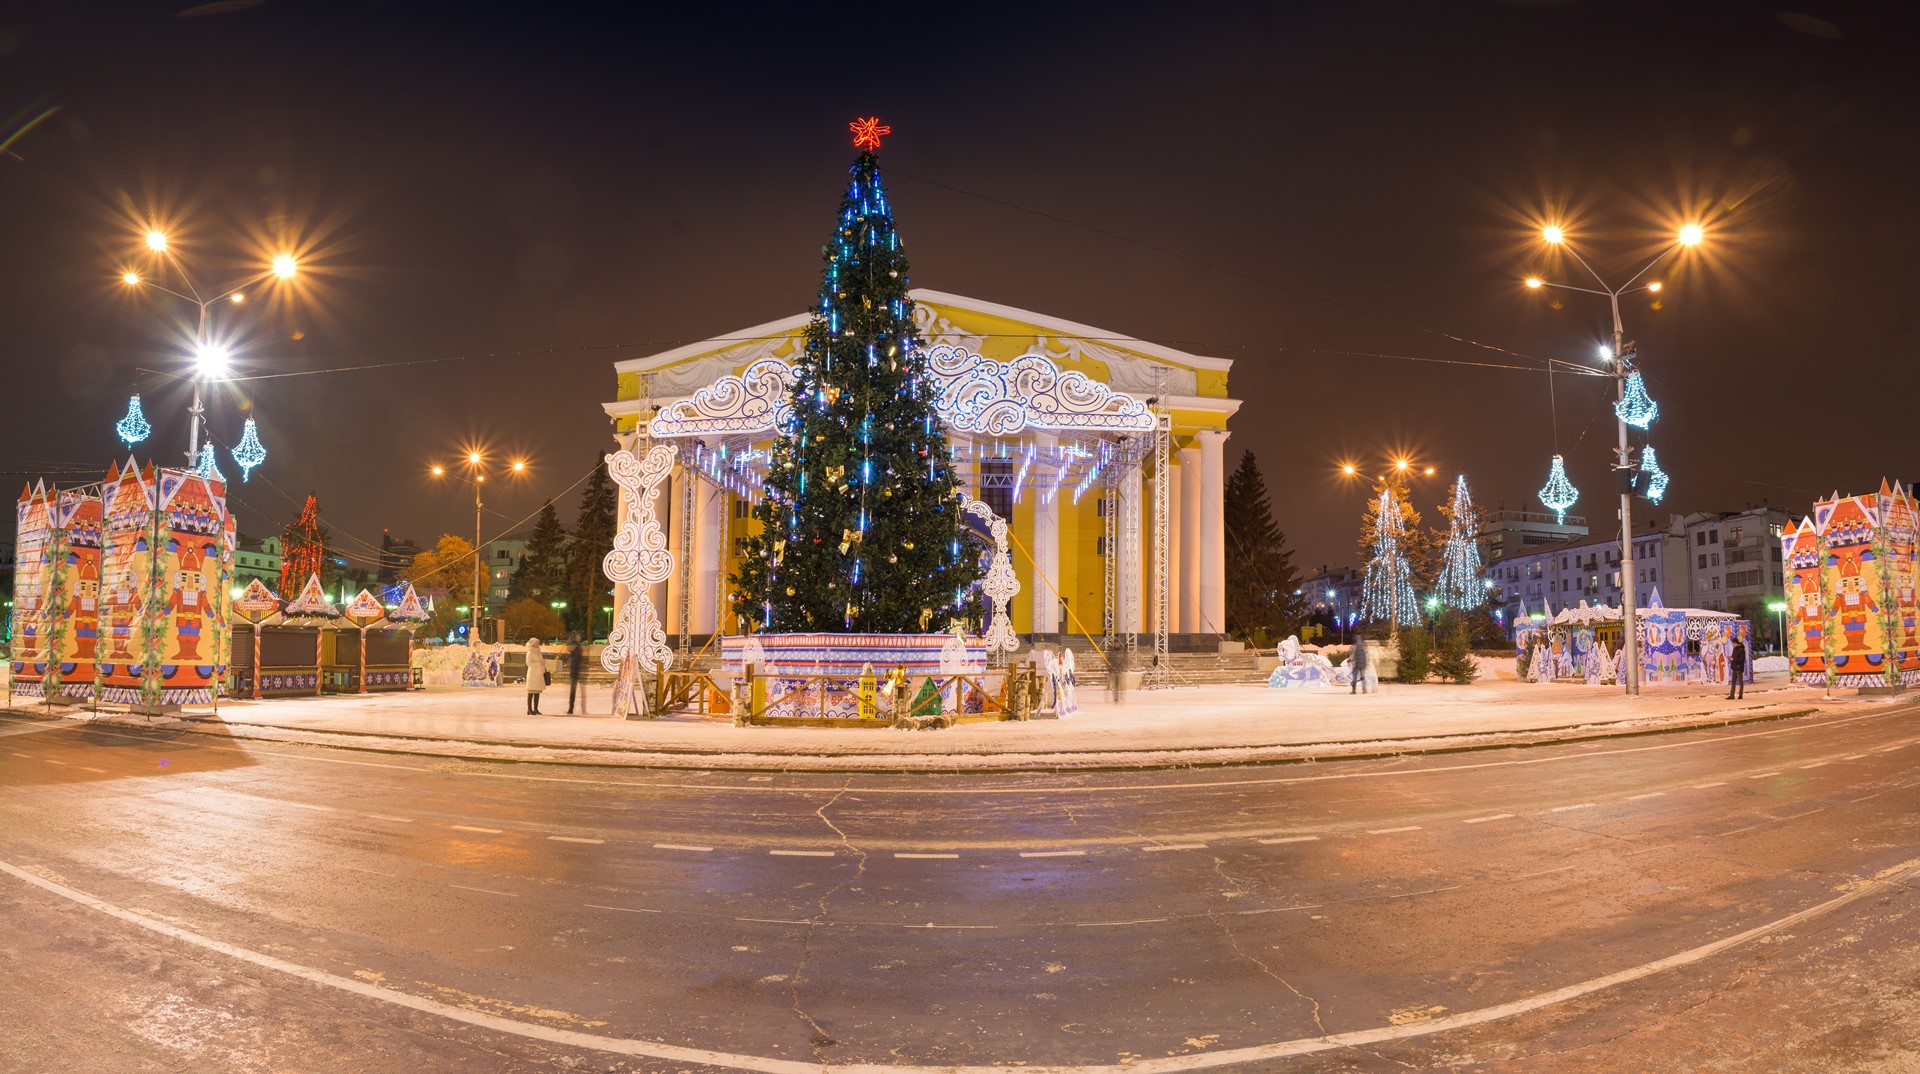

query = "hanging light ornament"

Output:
[[1613, 371, 1659, 429], [194, 443, 225, 483], [115, 394, 152, 445], [231, 418, 267, 482], [1640, 446, 1670, 504], [1538, 454, 1579, 524]]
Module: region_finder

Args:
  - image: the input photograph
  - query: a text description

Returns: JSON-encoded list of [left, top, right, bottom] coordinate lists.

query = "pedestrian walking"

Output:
[[1350, 635, 1371, 695], [1726, 635, 1747, 700], [525, 637, 546, 715], [566, 633, 587, 715]]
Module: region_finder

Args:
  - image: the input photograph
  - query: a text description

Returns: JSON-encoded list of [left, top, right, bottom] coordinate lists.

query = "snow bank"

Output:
[[1752, 655, 1789, 673]]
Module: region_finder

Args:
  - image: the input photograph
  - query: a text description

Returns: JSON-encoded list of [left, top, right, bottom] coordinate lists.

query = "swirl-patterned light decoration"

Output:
[[962, 498, 1022, 655], [648, 359, 796, 438], [601, 443, 678, 685], [927, 345, 1156, 434]]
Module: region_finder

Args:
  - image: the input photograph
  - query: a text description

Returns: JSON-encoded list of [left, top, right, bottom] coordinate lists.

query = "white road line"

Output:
[[1843, 754, 1868, 760], [1075, 918, 1169, 927], [653, 843, 712, 853], [1548, 803, 1594, 812], [1257, 835, 1321, 844], [549, 836, 605, 844], [365, 814, 413, 823], [904, 923, 994, 929], [585, 903, 660, 914], [1238, 903, 1322, 915], [1625, 844, 1674, 856], [285, 801, 333, 811], [1463, 813, 1514, 824], [1141, 843, 1207, 852], [1388, 885, 1462, 898], [1875, 743, 1907, 752], [450, 825, 503, 834], [1513, 864, 1578, 881], [748, 776, 773, 782], [8, 752, 30, 758], [1625, 792, 1666, 801], [1367, 826, 1422, 835], [79, 766, 108, 774], [449, 884, 518, 897], [1019, 850, 1087, 857], [769, 849, 834, 857], [42, 759, 65, 766], [1797, 762, 1827, 769], [7, 853, 1915, 1074], [895, 853, 960, 859], [1691, 782, 1727, 789], [1749, 772, 1782, 778], [735, 917, 810, 925]]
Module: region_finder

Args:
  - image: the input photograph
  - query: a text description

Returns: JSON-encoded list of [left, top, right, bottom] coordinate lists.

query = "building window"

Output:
[[1709, 529, 1719, 544], [1649, 567, 1657, 581], [1561, 579, 1569, 591], [1772, 548, 1781, 561], [1638, 569, 1645, 583], [735, 499, 751, 519], [1096, 535, 1108, 557], [1712, 578, 1721, 590], [980, 461, 1015, 521], [1727, 526, 1743, 542], [1710, 553, 1720, 567], [1696, 532, 1707, 546], [1698, 554, 1708, 569]]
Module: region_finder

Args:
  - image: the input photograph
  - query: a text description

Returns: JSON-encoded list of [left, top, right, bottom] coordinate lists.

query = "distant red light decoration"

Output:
[[850, 116, 891, 151]]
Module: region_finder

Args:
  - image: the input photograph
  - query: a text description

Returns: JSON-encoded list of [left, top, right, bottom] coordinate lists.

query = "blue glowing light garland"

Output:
[[1640, 446, 1670, 504], [1434, 474, 1486, 610], [116, 394, 152, 445], [230, 418, 266, 482], [1538, 454, 1579, 524], [1614, 371, 1659, 429]]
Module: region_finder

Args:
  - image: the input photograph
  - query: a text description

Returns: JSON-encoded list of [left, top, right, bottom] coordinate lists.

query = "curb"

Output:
[[0, 700, 1850, 774]]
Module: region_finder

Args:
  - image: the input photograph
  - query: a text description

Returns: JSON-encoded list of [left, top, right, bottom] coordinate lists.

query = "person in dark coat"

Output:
[[1350, 635, 1371, 695], [566, 634, 587, 715], [1726, 636, 1747, 700]]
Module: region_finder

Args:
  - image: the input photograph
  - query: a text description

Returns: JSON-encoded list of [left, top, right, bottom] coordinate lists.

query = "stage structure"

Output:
[[602, 295, 1240, 678], [1783, 480, 1920, 690]]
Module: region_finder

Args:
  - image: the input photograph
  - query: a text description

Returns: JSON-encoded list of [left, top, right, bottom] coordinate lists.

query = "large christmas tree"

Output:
[[733, 120, 983, 633], [1432, 474, 1486, 610], [1360, 485, 1417, 628]]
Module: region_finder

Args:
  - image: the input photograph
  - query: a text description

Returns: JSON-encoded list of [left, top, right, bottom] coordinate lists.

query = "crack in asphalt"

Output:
[[788, 780, 864, 1051], [1204, 856, 1328, 1035]]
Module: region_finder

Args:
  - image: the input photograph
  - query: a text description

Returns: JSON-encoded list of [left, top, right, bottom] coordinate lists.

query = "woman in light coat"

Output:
[[525, 638, 546, 715]]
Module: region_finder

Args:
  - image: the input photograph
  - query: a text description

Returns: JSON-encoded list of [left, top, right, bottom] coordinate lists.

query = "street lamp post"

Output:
[[1342, 458, 1441, 641], [123, 231, 297, 464], [431, 453, 526, 645], [1525, 222, 1705, 697], [1768, 600, 1788, 656]]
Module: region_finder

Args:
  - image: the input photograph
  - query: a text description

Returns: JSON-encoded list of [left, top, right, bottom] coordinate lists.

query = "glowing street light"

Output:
[[121, 271, 141, 286], [432, 450, 532, 644], [272, 253, 298, 279], [1678, 223, 1705, 247], [1647, 281, 1663, 293], [1525, 277, 1544, 289], [145, 230, 168, 252], [194, 343, 231, 377], [1541, 225, 1565, 245]]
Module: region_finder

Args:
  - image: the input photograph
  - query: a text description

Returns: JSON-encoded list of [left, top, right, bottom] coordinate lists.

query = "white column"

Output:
[[1198, 430, 1228, 636], [663, 466, 685, 637], [610, 433, 638, 630], [692, 478, 721, 636], [1030, 433, 1060, 635], [1178, 442, 1201, 634], [1120, 465, 1144, 634]]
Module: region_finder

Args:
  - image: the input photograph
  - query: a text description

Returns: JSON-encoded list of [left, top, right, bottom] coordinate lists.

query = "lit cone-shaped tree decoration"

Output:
[[1434, 474, 1485, 610], [1361, 485, 1418, 627], [1613, 371, 1659, 429], [231, 418, 266, 482], [116, 394, 152, 445], [1640, 446, 1670, 504], [1538, 454, 1578, 524], [194, 443, 225, 483]]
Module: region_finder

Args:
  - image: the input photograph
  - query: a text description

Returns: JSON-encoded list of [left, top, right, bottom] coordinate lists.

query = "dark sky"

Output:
[[3, 1, 1914, 575]]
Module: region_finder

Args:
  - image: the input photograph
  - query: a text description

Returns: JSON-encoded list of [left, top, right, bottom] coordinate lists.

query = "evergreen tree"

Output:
[[1395, 620, 1433, 682], [1433, 610, 1479, 684], [1433, 474, 1486, 610], [733, 125, 982, 633], [1223, 450, 1305, 642], [1360, 485, 1418, 627], [278, 494, 329, 595], [510, 500, 569, 605], [1357, 478, 1434, 592], [565, 459, 618, 636]]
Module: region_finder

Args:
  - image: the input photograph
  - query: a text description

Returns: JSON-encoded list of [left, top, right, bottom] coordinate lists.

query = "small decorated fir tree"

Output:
[[733, 120, 982, 633], [278, 494, 329, 596]]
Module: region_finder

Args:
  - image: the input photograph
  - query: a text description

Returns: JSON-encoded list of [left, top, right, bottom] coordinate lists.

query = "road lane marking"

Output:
[[1389, 885, 1462, 898], [42, 759, 66, 766], [450, 825, 503, 834], [1258, 836, 1321, 844], [8, 853, 1917, 1074], [1367, 826, 1422, 835], [895, 853, 960, 859], [1463, 814, 1514, 824], [1875, 743, 1907, 752], [1076, 918, 1169, 926], [904, 923, 994, 929], [1691, 782, 1727, 789], [1141, 843, 1207, 852], [449, 885, 518, 897], [1548, 803, 1594, 812], [653, 843, 712, 852], [549, 836, 605, 844], [585, 903, 660, 914], [1844, 754, 1868, 760], [1797, 762, 1827, 769], [79, 766, 108, 774], [285, 801, 333, 811], [1238, 903, 1322, 915], [1625, 844, 1674, 856], [735, 917, 810, 925], [769, 849, 834, 857], [1019, 850, 1087, 857], [1513, 864, 1578, 881], [1625, 792, 1666, 801], [1749, 772, 1782, 778], [8, 752, 30, 757], [365, 814, 413, 823]]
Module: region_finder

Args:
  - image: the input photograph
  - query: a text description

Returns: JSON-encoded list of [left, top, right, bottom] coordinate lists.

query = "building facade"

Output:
[[1301, 565, 1364, 637], [1477, 508, 1588, 564], [601, 291, 1240, 643], [233, 536, 282, 592], [1489, 518, 1693, 624], [483, 536, 530, 615], [1679, 507, 1788, 616]]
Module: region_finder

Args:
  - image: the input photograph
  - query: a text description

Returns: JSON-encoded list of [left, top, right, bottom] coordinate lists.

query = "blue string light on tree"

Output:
[[115, 394, 152, 445], [1538, 454, 1579, 524], [231, 418, 267, 482], [194, 443, 225, 483], [1613, 371, 1659, 429], [1361, 486, 1418, 626], [1640, 446, 1670, 504], [1434, 474, 1486, 610]]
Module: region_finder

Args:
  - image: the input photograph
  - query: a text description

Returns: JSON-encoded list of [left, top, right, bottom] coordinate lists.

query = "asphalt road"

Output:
[[4, 704, 1920, 1073]]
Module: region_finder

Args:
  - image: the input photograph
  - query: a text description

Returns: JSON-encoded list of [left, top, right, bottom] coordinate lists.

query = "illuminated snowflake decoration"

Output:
[[115, 394, 152, 445], [849, 116, 891, 151], [1613, 371, 1659, 429], [1640, 446, 1670, 504], [1538, 453, 1579, 524], [230, 418, 267, 482]]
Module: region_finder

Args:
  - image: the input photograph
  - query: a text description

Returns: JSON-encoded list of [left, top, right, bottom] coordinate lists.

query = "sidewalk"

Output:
[[2, 671, 1862, 771]]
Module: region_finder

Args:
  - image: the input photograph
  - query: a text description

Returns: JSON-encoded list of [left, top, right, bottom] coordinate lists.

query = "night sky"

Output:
[[3, 2, 1913, 576]]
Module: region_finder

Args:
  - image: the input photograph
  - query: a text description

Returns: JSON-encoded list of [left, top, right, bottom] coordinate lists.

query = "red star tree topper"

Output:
[[849, 116, 890, 151]]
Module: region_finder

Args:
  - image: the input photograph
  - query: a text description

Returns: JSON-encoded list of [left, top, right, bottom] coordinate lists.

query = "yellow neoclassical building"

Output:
[[601, 290, 1240, 648]]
